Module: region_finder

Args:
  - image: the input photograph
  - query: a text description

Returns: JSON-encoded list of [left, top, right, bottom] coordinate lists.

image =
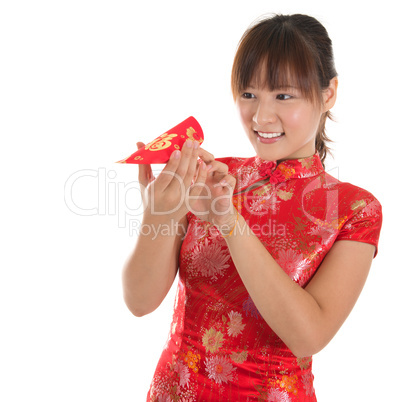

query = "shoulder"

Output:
[[321, 172, 382, 256], [295, 169, 382, 220], [323, 171, 382, 215]]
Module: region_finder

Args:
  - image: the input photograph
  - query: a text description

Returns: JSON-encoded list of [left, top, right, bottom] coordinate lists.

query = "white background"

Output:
[[0, 0, 400, 401]]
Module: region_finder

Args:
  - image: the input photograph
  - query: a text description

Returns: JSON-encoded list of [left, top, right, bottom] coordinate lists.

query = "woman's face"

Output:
[[235, 75, 332, 162]]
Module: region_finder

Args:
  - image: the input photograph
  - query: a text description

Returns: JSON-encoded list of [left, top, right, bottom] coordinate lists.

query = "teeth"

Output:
[[257, 132, 283, 139]]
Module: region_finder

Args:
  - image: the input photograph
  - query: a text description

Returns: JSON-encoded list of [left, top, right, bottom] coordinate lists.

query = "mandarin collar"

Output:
[[235, 152, 324, 193]]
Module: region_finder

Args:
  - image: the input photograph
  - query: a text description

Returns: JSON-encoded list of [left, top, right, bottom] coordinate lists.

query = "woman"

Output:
[[123, 14, 382, 401]]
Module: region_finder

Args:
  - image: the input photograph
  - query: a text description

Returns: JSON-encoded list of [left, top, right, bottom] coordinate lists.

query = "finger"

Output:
[[198, 148, 215, 164], [136, 142, 154, 187], [207, 160, 229, 178], [183, 141, 203, 187], [190, 160, 208, 197], [218, 174, 236, 194], [193, 158, 212, 182], [155, 149, 182, 190], [175, 140, 198, 188], [192, 160, 201, 184]]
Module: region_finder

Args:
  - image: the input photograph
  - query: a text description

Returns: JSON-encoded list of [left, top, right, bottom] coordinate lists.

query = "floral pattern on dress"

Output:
[[236, 170, 262, 190], [267, 388, 292, 402], [190, 238, 230, 281], [249, 192, 281, 214], [301, 371, 315, 396], [148, 356, 198, 401], [242, 295, 263, 320], [205, 355, 236, 384], [202, 328, 224, 353], [227, 311, 246, 337], [182, 350, 201, 374], [230, 350, 248, 364], [147, 152, 382, 402], [277, 249, 311, 286]]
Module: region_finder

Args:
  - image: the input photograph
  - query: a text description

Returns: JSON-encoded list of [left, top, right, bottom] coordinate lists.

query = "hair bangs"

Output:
[[231, 19, 321, 104]]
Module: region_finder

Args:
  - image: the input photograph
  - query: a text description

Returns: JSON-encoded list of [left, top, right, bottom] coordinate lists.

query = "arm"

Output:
[[122, 214, 188, 317], [122, 141, 211, 317], [224, 213, 375, 357]]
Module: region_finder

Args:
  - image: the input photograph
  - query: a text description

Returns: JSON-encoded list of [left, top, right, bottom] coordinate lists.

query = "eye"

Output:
[[241, 92, 255, 99], [277, 94, 292, 101]]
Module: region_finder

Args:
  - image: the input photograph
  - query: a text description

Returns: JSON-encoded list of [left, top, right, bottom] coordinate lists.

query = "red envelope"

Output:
[[116, 116, 204, 164]]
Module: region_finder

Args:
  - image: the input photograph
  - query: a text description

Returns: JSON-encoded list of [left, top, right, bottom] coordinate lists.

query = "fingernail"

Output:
[[173, 150, 181, 159], [186, 139, 193, 148], [194, 141, 199, 149]]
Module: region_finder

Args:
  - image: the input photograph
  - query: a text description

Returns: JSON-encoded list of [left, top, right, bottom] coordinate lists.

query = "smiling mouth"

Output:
[[256, 131, 285, 139]]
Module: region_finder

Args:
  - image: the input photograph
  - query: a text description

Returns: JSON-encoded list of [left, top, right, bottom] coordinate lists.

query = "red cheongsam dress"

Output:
[[147, 152, 382, 401]]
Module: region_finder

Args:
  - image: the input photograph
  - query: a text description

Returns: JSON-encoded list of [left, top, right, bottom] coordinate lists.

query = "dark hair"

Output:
[[231, 14, 337, 167]]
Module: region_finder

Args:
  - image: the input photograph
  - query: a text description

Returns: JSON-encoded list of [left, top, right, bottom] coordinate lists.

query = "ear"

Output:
[[322, 77, 338, 112]]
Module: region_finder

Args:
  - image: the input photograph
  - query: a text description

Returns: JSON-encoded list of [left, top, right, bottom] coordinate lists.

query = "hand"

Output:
[[136, 142, 155, 203], [189, 158, 238, 234], [137, 140, 210, 222]]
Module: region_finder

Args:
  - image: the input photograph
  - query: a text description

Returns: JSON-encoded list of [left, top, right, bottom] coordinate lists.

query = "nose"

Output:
[[252, 100, 277, 126]]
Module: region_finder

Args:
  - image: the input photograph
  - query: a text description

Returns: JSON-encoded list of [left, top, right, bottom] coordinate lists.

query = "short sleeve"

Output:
[[336, 196, 382, 258]]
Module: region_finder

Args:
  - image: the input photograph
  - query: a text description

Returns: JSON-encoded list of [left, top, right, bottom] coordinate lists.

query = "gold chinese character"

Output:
[[145, 133, 178, 152]]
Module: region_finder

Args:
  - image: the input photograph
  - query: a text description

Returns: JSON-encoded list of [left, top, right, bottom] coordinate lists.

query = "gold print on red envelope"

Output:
[[186, 127, 202, 143], [116, 116, 204, 164], [145, 133, 178, 152]]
